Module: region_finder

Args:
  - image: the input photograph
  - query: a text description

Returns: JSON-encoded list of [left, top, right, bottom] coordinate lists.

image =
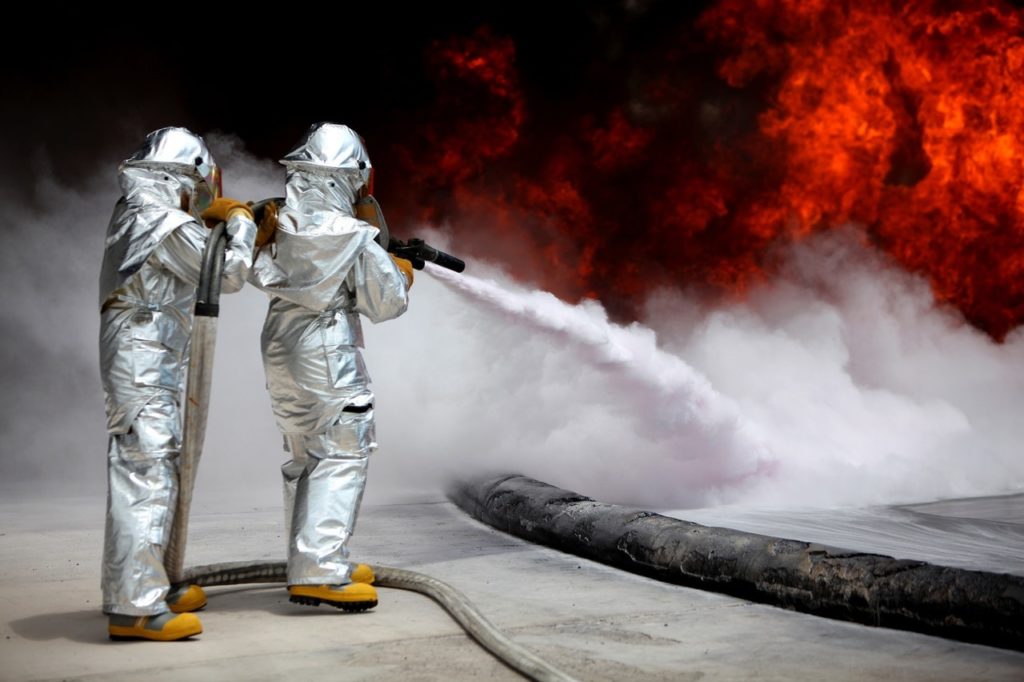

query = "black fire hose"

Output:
[[450, 474, 1024, 653], [195, 221, 228, 316]]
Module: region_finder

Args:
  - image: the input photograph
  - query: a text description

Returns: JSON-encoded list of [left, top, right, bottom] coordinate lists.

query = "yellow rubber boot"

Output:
[[108, 612, 202, 641], [167, 584, 207, 613], [288, 583, 378, 612], [350, 563, 375, 584]]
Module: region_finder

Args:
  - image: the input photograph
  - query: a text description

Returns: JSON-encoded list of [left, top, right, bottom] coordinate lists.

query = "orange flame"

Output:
[[393, 2, 1024, 339], [705, 0, 1024, 337]]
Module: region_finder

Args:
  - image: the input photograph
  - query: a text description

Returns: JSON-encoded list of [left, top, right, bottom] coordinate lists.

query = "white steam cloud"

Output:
[[3, 134, 1022, 513]]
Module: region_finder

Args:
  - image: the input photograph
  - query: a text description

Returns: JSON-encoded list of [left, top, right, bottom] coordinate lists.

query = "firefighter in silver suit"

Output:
[[99, 127, 257, 640], [250, 123, 413, 610]]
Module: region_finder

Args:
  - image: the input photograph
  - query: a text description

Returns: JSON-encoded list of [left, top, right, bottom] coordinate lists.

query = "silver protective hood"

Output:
[[123, 127, 220, 212], [281, 122, 372, 192], [99, 128, 218, 306], [250, 122, 408, 315], [124, 127, 215, 176]]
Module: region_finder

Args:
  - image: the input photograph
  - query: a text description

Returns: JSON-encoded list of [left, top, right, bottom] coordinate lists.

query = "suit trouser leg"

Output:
[[102, 395, 180, 615]]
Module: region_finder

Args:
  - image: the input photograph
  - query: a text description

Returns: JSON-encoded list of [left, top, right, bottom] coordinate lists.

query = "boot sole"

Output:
[[289, 594, 378, 612], [108, 625, 203, 641]]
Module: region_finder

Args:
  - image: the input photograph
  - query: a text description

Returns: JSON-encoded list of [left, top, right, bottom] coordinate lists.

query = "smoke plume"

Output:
[[2, 133, 1021, 512]]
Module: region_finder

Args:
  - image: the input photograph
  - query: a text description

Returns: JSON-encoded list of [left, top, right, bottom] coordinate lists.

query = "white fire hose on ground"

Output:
[[163, 223, 575, 682]]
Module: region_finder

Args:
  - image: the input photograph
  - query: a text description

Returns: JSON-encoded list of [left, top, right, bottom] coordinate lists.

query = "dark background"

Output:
[[0, 1, 714, 199]]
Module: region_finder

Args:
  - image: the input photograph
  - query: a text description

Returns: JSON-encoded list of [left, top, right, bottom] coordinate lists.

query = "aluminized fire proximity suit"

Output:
[[99, 128, 256, 616], [250, 123, 409, 588]]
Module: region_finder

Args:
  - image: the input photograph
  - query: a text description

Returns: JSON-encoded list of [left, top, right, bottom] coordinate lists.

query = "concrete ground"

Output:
[[2, 497, 1022, 681]]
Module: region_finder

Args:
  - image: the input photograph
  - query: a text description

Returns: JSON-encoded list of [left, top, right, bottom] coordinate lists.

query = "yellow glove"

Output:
[[255, 200, 278, 248], [201, 197, 254, 225], [391, 255, 414, 289]]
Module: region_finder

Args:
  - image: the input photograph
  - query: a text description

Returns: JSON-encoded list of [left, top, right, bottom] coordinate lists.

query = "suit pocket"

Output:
[[130, 310, 184, 389], [324, 408, 377, 456], [320, 313, 369, 389], [324, 345, 369, 389]]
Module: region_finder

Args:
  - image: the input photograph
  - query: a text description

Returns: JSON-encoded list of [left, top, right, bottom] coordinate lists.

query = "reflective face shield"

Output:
[[192, 159, 222, 213], [364, 164, 374, 197]]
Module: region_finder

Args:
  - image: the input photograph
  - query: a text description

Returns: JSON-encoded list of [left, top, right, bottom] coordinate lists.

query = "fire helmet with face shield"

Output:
[[280, 122, 374, 195], [120, 127, 222, 213]]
